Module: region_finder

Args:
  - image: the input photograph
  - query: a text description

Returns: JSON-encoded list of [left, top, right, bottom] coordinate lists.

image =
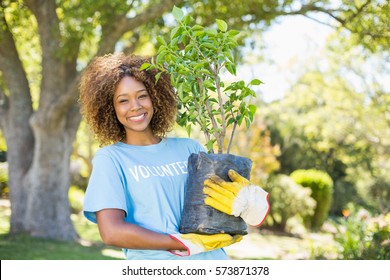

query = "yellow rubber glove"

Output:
[[169, 233, 242, 256], [203, 169, 270, 226]]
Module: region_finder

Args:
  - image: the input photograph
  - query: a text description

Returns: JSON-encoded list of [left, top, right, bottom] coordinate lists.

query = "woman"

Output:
[[79, 53, 243, 260]]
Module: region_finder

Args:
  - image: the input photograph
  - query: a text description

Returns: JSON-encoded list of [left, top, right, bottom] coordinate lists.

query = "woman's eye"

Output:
[[139, 94, 148, 99], [119, 99, 128, 103]]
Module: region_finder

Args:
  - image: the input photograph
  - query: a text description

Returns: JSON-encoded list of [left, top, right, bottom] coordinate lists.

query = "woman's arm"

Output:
[[96, 208, 186, 250]]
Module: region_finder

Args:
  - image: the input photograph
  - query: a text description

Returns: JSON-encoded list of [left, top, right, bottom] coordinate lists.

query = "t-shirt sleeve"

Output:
[[190, 138, 207, 153], [83, 151, 127, 224]]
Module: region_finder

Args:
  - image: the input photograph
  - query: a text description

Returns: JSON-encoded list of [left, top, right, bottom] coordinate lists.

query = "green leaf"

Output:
[[206, 139, 215, 153], [202, 42, 217, 50], [139, 63, 151, 71], [216, 19, 228, 32], [248, 88, 257, 97], [199, 69, 212, 76], [186, 125, 192, 137], [225, 63, 236, 75], [194, 62, 205, 70], [190, 111, 198, 120], [156, 36, 167, 46], [154, 72, 162, 84], [192, 25, 204, 31], [170, 26, 182, 40], [158, 44, 167, 53], [205, 29, 218, 36], [250, 79, 263, 85], [156, 50, 168, 64], [228, 29, 240, 37], [182, 95, 191, 103], [204, 79, 216, 91], [170, 37, 180, 49], [227, 117, 236, 126], [248, 104, 257, 116], [181, 34, 188, 46], [237, 114, 244, 126], [245, 117, 251, 128], [183, 14, 192, 25], [223, 51, 234, 63], [172, 6, 184, 21], [194, 30, 205, 37], [177, 83, 184, 100]]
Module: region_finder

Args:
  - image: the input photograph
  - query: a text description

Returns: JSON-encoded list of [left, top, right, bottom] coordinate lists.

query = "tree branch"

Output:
[[281, 1, 374, 33], [47, 74, 81, 127], [0, 4, 33, 123], [301, 14, 337, 29], [24, 0, 60, 51], [276, 4, 345, 25], [213, 65, 226, 143], [24, 0, 80, 129], [25, 0, 67, 121], [227, 120, 237, 154], [205, 99, 222, 153], [345, 0, 372, 23], [96, 0, 183, 56], [25, 0, 61, 63]]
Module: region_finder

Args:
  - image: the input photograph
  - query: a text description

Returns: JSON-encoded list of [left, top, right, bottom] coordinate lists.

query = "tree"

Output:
[[0, 0, 181, 241], [263, 43, 389, 214], [315, 0, 389, 54], [0, 0, 387, 241]]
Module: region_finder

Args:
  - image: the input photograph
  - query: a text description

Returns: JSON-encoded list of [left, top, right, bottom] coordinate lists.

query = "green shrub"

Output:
[[331, 179, 358, 215], [361, 215, 390, 260], [290, 169, 333, 230], [265, 174, 316, 232], [0, 163, 8, 198], [366, 177, 390, 214], [333, 206, 390, 260], [68, 185, 84, 214]]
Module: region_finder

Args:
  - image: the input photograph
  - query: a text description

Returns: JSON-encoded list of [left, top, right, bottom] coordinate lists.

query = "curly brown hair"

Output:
[[79, 53, 177, 145]]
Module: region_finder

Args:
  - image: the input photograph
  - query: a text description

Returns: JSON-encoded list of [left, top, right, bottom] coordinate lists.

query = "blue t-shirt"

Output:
[[83, 137, 228, 260]]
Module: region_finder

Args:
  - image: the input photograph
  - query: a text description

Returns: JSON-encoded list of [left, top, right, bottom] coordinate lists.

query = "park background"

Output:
[[0, 0, 389, 260]]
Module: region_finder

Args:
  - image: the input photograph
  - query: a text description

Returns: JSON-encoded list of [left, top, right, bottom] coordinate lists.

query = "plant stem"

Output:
[[205, 99, 222, 153], [194, 78, 211, 148], [213, 64, 226, 148], [227, 120, 237, 154]]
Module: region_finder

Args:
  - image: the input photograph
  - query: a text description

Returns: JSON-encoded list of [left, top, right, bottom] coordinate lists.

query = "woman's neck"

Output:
[[123, 132, 161, 146]]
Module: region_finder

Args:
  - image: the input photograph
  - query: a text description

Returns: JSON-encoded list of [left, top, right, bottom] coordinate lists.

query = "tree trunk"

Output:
[[0, 4, 35, 234], [21, 107, 80, 240], [6, 125, 34, 234], [25, 129, 76, 240]]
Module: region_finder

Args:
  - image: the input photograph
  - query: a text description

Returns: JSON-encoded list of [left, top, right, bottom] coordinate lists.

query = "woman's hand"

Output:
[[169, 233, 242, 256], [203, 169, 270, 226]]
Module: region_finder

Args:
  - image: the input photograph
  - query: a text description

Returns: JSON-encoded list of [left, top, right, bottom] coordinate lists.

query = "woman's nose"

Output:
[[130, 99, 142, 111]]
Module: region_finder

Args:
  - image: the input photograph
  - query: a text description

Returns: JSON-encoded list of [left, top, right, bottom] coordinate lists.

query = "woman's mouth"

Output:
[[128, 113, 146, 122]]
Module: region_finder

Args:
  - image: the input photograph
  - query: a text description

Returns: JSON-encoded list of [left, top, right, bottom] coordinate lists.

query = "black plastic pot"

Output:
[[180, 151, 252, 235]]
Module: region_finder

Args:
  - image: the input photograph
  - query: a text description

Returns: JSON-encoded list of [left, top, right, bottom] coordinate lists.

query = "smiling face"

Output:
[[113, 76, 155, 144]]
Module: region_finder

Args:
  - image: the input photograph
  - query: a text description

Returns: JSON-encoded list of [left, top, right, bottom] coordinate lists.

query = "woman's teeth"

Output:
[[129, 113, 145, 121]]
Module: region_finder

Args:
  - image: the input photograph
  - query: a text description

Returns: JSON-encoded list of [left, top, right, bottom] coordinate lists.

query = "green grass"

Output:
[[0, 234, 123, 260], [0, 201, 124, 260]]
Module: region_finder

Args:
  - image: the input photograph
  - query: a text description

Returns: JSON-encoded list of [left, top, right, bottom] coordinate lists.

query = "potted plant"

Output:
[[141, 6, 262, 235]]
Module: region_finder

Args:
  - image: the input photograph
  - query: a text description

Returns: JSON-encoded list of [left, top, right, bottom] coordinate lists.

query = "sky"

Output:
[[238, 15, 334, 103]]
